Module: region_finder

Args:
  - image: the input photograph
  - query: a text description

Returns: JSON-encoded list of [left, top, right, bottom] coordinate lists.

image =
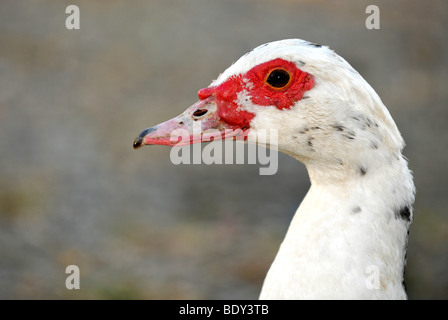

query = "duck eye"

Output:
[[265, 69, 291, 89]]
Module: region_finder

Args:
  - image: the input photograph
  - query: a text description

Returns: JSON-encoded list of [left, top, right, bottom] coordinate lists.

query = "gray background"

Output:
[[0, 0, 447, 299]]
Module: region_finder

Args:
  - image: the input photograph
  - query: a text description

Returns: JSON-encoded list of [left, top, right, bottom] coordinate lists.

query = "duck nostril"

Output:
[[193, 109, 208, 117]]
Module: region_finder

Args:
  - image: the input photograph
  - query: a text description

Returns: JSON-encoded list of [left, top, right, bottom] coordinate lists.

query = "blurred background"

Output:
[[0, 0, 447, 299]]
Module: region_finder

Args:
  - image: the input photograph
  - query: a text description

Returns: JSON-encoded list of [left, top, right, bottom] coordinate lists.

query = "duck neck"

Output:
[[259, 155, 414, 299]]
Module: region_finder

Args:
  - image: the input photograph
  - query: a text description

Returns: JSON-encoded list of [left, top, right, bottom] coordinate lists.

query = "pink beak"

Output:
[[133, 96, 248, 149]]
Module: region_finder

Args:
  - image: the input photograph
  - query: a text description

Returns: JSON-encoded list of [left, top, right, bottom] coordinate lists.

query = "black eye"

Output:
[[266, 69, 291, 89]]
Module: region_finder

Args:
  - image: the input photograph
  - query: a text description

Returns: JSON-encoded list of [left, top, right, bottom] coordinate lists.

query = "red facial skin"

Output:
[[197, 58, 314, 129], [133, 58, 315, 149]]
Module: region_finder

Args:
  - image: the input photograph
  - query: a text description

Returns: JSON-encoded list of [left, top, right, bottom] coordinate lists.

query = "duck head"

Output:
[[133, 39, 404, 183]]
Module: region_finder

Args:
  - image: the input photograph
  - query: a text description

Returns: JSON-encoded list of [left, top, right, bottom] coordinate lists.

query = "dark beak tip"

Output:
[[133, 126, 157, 150], [133, 137, 143, 149]]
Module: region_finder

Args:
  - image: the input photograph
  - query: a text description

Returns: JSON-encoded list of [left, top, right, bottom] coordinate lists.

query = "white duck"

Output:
[[133, 39, 415, 299]]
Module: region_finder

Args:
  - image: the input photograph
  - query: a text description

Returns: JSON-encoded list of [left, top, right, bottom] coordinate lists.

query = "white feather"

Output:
[[216, 39, 415, 299]]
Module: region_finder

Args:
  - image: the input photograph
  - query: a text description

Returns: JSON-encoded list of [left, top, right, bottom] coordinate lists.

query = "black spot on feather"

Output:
[[331, 124, 345, 131], [307, 137, 314, 147], [308, 42, 322, 48], [343, 131, 356, 140], [359, 166, 367, 176], [352, 206, 362, 214], [396, 206, 411, 222]]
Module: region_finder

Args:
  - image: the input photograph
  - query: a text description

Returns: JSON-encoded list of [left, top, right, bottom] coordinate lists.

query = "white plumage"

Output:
[[134, 39, 415, 299]]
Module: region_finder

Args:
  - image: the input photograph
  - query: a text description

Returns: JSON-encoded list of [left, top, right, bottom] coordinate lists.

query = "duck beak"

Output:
[[133, 97, 247, 149]]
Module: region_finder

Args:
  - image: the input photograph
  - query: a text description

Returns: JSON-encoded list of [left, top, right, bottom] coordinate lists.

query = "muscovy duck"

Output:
[[133, 39, 415, 299]]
